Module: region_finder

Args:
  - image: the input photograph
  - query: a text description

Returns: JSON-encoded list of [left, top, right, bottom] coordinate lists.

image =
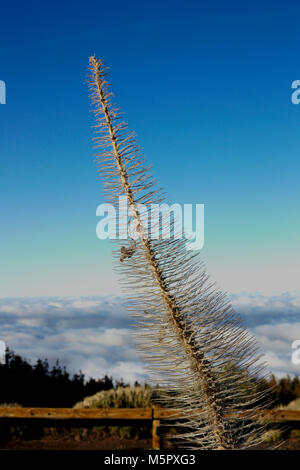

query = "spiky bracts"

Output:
[[87, 56, 271, 449]]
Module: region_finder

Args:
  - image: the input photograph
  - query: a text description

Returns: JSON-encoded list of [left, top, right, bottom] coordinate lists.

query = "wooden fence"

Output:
[[0, 407, 299, 449]]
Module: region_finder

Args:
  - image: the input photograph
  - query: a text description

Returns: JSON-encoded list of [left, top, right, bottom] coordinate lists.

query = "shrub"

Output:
[[73, 385, 153, 409], [277, 397, 300, 411], [73, 386, 154, 440]]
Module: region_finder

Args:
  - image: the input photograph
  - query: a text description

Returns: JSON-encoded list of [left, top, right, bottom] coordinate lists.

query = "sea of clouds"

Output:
[[0, 291, 299, 382]]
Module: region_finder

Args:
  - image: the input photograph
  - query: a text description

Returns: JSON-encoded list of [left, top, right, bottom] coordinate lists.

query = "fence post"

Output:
[[152, 405, 161, 450]]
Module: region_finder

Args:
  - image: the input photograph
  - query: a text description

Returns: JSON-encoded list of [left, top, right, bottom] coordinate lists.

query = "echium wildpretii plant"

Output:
[[87, 56, 272, 449]]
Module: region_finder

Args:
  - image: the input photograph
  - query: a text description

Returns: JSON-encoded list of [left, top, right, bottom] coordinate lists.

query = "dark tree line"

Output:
[[0, 348, 299, 408], [0, 348, 127, 407], [267, 374, 300, 405]]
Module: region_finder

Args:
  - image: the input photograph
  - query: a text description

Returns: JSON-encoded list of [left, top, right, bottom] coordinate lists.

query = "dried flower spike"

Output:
[[87, 56, 272, 449]]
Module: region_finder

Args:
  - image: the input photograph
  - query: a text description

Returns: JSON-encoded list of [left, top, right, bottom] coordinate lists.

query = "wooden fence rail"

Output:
[[0, 408, 299, 449]]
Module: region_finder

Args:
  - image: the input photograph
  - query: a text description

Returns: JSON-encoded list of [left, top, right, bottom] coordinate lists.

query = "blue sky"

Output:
[[0, 1, 299, 379]]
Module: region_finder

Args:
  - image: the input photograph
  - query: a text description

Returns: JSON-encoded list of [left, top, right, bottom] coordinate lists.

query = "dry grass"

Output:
[[0, 403, 21, 408], [72, 386, 154, 440], [73, 386, 153, 409], [277, 398, 300, 411], [261, 429, 282, 443]]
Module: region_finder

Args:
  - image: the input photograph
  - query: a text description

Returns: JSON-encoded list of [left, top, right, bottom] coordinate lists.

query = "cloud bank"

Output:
[[0, 292, 299, 382]]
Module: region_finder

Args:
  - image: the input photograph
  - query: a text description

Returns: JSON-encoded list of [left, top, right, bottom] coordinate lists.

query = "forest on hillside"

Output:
[[0, 348, 134, 407], [0, 348, 300, 408]]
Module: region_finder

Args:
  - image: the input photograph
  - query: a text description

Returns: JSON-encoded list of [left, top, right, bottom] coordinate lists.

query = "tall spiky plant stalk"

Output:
[[87, 56, 271, 449]]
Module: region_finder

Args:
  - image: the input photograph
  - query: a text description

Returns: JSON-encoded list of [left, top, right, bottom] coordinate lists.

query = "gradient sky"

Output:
[[0, 0, 299, 298]]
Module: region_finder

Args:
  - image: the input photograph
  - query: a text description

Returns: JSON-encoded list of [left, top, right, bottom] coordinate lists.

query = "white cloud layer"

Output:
[[0, 292, 299, 382]]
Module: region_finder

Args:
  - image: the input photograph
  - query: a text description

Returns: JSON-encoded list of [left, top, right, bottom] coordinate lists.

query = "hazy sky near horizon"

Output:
[[0, 0, 300, 298]]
